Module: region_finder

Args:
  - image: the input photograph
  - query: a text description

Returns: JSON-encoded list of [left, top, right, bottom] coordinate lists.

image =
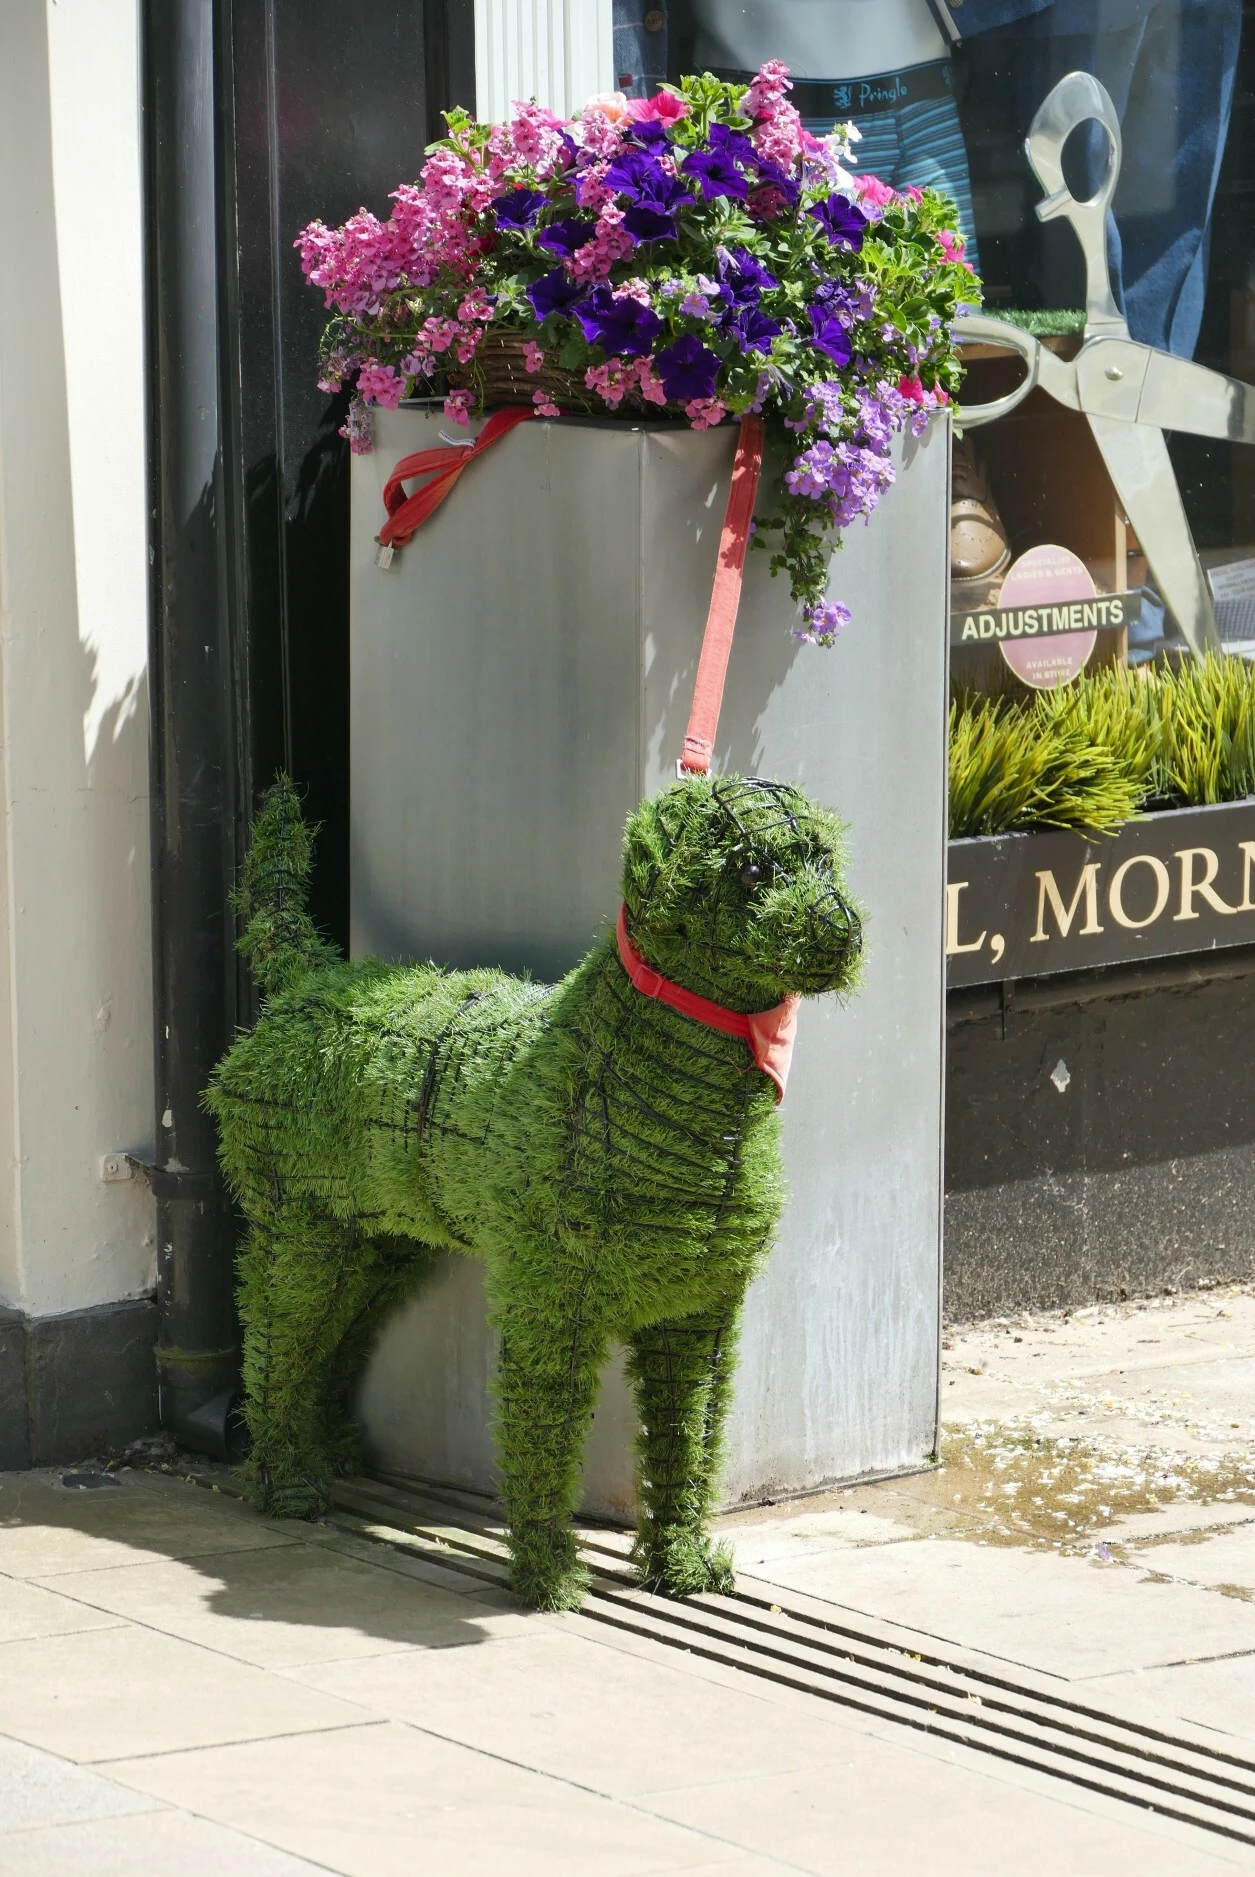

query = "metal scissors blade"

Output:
[[1086, 416, 1219, 654]]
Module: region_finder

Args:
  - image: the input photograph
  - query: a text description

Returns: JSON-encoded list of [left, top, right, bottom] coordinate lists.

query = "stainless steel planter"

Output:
[[349, 406, 949, 1511]]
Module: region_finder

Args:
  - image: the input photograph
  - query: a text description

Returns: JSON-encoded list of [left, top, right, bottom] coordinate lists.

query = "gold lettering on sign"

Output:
[[1237, 841, 1255, 912], [1031, 864, 1104, 942], [1108, 853, 1170, 929], [1174, 847, 1238, 920], [945, 881, 986, 955]]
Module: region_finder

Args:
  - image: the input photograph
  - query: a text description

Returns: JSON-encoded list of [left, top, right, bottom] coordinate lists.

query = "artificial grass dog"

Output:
[[208, 773, 862, 1610]]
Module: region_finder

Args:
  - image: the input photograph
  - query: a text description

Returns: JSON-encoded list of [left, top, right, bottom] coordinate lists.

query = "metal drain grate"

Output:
[[333, 1472, 1255, 1850]]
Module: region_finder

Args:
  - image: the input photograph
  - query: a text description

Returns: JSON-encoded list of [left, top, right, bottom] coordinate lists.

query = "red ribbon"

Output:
[[679, 414, 765, 775], [616, 904, 799, 1103], [378, 405, 537, 549]]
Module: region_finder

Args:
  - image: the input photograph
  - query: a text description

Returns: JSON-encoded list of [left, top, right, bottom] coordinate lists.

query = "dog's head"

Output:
[[621, 775, 863, 1008]]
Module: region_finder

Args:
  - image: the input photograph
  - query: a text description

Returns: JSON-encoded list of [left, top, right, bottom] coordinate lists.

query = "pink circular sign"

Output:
[[997, 544, 1098, 690]]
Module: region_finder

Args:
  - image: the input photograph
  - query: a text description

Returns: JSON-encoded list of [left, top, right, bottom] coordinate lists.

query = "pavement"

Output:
[[1, 1283, 1254, 1876]]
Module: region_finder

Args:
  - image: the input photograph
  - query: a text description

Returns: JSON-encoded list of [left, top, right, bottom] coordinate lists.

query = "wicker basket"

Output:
[[451, 331, 669, 419]]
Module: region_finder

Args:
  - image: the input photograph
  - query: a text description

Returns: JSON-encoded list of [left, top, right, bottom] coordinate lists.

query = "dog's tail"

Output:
[[234, 776, 339, 997]]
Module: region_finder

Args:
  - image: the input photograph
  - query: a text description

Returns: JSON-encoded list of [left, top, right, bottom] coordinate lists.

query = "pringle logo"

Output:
[[946, 805, 1255, 987]]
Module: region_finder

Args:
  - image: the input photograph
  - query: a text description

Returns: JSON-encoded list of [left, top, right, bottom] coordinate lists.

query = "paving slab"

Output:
[[0, 1623, 370, 1763], [734, 1537, 1255, 1677], [36, 1539, 538, 1669], [0, 1733, 161, 1832], [0, 1570, 126, 1645], [104, 1718, 730, 1877], [1084, 1653, 1255, 1746], [639, 1742, 1255, 1875], [0, 1471, 299, 1578], [288, 1623, 882, 1799], [4, 1806, 331, 1875]]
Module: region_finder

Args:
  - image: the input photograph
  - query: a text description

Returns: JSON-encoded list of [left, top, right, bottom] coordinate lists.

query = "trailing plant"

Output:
[[295, 63, 975, 643], [949, 656, 1255, 838]]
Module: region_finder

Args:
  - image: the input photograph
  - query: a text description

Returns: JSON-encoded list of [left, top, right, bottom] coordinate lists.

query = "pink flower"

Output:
[[936, 229, 967, 266], [904, 185, 925, 203], [853, 174, 896, 211], [443, 388, 474, 426], [523, 340, 545, 373], [533, 391, 562, 418], [637, 360, 668, 406], [625, 89, 690, 124], [356, 361, 405, 408], [898, 375, 927, 404], [684, 397, 727, 431]]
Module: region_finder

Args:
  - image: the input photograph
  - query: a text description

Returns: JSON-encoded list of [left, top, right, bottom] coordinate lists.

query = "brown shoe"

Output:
[[951, 435, 1011, 582]]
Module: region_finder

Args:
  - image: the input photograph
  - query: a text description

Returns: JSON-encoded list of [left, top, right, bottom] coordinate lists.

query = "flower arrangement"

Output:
[[297, 63, 978, 644]]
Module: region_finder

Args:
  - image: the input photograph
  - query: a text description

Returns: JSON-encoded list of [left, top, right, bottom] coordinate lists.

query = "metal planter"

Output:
[[349, 406, 949, 1511]]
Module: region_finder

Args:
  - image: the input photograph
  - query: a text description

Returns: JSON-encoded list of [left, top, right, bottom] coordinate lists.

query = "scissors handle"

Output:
[[951, 315, 1041, 426], [1026, 72, 1126, 337]]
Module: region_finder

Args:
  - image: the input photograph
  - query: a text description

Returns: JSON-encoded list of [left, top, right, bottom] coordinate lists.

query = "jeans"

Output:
[[959, 0, 1241, 356], [613, 0, 668, 98]]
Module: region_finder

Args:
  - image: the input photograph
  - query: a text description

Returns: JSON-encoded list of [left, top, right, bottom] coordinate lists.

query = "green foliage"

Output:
[[993, 308, 1086, 336], [208, 775, 863, 1611], [1158, 651, 1255, 805], [949, 657, 1255, 837]]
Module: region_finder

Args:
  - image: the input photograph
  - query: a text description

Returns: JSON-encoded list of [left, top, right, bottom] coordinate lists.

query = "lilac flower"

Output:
[[575, 285, 664, 357], [527, 268, 589, 320], [809, 306, 854, 366], [808, 194, 868, 251], [796, 599, 852, 645], [538, 216, 597, 259], [655, 335, 721, 403], [684, 146, 751, 202], [492, 188, 547, 229]]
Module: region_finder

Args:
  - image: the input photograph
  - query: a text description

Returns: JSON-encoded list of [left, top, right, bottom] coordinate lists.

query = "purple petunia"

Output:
[[538, 216, 597, 259], [575, 285, 664, 357], [726, 305, 782, 354], [809, 306, 854, 366], [707, 123, 759, 169], [492, 188, 547, 229], [527, 268, 589, 320], [753, 156, 802, 209], [717, 246, 779, 307], [655, 334, 722, 403], [621, 205, 679, 242], [684, 146, 751, 202], [808, 194, 868, 252]]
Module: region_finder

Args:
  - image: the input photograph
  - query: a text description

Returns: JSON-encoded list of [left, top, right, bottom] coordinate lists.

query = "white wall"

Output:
[[475, 0, 613, 121], [0, 0, 153, 1316]]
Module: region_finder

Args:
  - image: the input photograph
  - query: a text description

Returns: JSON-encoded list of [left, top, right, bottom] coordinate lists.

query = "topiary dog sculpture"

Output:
[[207, 773, 862, 1610]]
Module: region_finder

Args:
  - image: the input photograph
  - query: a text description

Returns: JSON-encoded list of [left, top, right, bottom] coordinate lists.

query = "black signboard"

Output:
[[946, 799, 1255, 986]]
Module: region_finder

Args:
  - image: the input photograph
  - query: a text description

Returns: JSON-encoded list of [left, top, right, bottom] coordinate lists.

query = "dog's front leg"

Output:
[[627, 1296, 745, 1599], [491, 1280, 608, 1612]]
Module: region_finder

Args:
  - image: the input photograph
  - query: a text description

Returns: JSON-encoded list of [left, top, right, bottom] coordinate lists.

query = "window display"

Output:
[[645, 3, 1255, 704]]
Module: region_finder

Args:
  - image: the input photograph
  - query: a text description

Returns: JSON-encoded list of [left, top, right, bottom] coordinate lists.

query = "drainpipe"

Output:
[[141, 0, 245, 1459]]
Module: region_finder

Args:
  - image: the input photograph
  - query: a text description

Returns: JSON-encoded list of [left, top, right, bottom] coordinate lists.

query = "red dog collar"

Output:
[[615, 905, 799, 1103]]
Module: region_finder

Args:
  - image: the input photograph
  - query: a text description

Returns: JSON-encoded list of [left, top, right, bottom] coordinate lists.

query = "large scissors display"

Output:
[[956, 71, 1255, 656]]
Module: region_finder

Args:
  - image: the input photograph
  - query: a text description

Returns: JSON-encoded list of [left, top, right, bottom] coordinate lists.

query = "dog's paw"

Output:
[[253, 1470, 330, 1521], [636, 1528, 736, 1600], [507, 1523, 590, 1612]]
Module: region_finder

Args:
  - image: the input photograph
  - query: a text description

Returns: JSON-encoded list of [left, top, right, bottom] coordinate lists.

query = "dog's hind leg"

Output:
[[492, 1285, 609, 1612], [626, 1296, 745, 1599], [237, 1206, 407, 1518]]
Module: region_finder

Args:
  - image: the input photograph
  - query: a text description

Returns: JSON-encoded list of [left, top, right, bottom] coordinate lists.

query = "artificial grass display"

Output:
[[949, 656, 1255, 838], [208, 774, 862, 1611]]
